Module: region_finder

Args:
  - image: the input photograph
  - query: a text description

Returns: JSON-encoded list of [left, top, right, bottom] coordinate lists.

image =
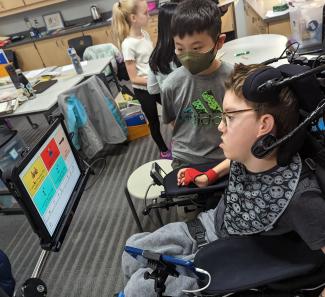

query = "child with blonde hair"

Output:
[[112, 0, 171, 159]]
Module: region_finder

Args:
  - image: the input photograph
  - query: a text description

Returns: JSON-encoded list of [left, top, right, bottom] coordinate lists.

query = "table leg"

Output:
[[26, 116, 39, 129], [124, 187, 143, 232]]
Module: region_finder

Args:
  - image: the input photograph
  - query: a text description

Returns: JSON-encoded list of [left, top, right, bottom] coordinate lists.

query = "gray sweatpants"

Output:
[[122, 208, 219, 297]]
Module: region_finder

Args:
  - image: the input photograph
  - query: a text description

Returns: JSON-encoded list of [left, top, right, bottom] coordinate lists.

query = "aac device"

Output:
[[1, 118, 90, 251], [125, 246, 211, 294], [150, 162, 167, 186]]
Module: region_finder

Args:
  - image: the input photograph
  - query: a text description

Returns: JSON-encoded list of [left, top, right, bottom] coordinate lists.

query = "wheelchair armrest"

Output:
[[193, 233, 325, 295], [161, 161, 228, 198]]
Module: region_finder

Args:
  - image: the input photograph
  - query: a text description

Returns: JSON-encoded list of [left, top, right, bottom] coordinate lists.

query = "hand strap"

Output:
[[183, 168, 204, 186], [204, 169, 219, 184]]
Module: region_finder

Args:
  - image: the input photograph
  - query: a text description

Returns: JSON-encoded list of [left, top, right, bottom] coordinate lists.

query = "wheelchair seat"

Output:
[[194, 233, 325, 296]]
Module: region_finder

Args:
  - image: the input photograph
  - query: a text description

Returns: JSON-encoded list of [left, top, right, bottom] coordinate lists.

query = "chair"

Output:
[[125, 160, 173, 232], [67, 35, 93, 60], [58, 75, 127, 159], [83, 43, 124, 93]]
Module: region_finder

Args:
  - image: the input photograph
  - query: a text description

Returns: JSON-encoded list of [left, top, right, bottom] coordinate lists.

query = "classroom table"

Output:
[[0, 58, 115, 123], [220, 34, 288, 66]]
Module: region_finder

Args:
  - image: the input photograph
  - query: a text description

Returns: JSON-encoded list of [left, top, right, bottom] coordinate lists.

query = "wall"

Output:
[[0, 0, 116, 36]]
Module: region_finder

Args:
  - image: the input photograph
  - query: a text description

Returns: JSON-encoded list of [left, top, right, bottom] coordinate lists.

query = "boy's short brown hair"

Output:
[[171, 0, 221, 41], [225, 63, 299, 139]]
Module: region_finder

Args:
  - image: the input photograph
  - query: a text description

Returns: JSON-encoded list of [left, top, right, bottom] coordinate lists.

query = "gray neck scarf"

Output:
[[224, 154, 302, 235]]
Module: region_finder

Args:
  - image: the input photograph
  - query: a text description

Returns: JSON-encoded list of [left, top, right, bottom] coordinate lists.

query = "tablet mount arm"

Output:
[[16, 250, 49, 297], [142, 250, 179, 297]]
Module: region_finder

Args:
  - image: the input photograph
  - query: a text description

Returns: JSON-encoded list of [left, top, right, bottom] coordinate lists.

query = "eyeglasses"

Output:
[[220, 108, 257, 127]]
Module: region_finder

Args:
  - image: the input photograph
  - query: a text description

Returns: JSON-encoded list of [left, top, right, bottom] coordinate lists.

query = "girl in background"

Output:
[[148, 2, 181, 95], [112, 0, 171, 159]]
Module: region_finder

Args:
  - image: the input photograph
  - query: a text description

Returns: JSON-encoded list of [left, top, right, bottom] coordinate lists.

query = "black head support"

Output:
[[241, 63, 325, 164]]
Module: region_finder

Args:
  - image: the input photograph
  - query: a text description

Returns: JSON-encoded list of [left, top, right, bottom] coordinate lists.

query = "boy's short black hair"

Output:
[[171, 0, 221, 41]]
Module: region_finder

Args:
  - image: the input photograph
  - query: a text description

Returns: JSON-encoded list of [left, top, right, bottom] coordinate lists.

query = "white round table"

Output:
[[125, 159, 173, 231], [220, 34, 288, 66]]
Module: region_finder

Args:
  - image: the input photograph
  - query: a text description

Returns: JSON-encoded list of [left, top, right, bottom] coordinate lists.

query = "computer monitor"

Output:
[[2, 118, 90, 251]]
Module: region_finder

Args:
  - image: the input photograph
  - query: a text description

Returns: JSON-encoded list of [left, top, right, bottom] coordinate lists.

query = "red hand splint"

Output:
[[204, 169, 219, 184], [183, 168, 204, 186]]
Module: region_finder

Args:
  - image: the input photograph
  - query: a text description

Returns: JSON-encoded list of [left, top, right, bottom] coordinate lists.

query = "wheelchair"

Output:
[[129, 55, 325, 297], [141, 164, 325, 297]]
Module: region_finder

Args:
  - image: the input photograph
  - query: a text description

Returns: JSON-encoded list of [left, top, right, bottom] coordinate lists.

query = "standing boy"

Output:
[[161, 0, 233, 168]]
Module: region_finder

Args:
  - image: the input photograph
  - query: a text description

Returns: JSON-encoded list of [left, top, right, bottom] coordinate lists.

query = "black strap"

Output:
[[301, 158, 316, 180], [186, 218, 207, 248]]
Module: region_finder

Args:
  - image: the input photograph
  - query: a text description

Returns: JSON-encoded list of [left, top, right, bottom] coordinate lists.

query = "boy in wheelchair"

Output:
[[121, 63, 325, 297]]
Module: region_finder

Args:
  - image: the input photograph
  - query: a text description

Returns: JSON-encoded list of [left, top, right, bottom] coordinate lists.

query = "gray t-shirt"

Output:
[[161, 62, 233, 164], [214, 174, 325, 251], [147, 62, 178, 95]]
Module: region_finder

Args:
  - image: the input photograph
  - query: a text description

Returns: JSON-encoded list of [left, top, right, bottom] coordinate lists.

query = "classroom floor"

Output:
[[0, 112, 177, 297]]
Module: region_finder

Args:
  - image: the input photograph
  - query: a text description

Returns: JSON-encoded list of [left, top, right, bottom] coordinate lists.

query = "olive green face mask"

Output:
[[176, 44, 218, 75]]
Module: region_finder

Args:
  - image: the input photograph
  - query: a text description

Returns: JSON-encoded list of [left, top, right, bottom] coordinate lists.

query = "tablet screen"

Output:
[[18, 123, 81, 236]]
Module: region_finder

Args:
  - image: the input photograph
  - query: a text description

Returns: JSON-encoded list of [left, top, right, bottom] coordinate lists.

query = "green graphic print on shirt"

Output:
[[180, 90, 222, 127]]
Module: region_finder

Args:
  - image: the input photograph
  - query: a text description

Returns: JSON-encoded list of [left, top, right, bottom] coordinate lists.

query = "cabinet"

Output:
[[244, 0, 291, 37], [36, 32, 83, 66], [24, 0, 47, 4], [0, 0, 65, 17], [221, 4, 235, 33], [83, 26, 113, 45], [10, 43, 44, 71], [0, 0, 24, 11]]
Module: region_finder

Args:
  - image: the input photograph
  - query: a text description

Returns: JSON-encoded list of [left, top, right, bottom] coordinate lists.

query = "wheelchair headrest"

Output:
[[243, 63, 325, 165], [277, 64, 324, 113], [243, 63, 324, 113], [243, 66, 283, 103]]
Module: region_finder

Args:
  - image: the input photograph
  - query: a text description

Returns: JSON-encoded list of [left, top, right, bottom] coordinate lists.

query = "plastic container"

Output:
[[0, 128, 26, 175], [67, 47, 84, 74], [127, 124, 150, 141], [288, 0, 325, 48]]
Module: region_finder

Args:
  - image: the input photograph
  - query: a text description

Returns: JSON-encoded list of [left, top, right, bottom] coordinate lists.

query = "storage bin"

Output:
[[289, 0, 325, 48], [127, 123, 150, 141]]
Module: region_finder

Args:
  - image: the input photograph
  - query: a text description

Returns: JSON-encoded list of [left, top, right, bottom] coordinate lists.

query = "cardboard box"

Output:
[[127, 123, 150, 141]]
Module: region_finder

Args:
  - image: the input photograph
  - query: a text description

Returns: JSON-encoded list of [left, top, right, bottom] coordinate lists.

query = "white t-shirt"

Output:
[[121, 30, 153, 90]]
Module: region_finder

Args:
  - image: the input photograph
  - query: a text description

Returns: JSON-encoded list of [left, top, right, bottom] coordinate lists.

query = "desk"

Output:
[[0, 58, 113, 120], [220, 34, 288, 65]]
